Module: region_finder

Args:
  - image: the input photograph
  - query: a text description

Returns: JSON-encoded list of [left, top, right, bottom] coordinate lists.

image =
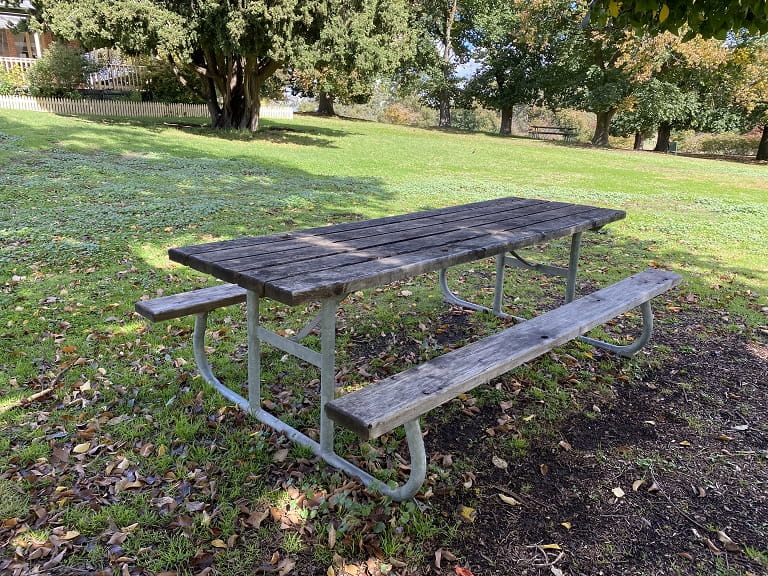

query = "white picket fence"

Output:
[[0, 95, 293, 120]]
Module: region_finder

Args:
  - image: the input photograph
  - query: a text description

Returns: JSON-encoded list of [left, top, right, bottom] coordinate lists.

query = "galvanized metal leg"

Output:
[[319, 296, 341, 457], [578, 300, 655, 357], [245, 291, 261, 413], [565, 232, 582, 304], [492, 253, 506, 316], [439, 265, 513, 319], [192, 293, 427, 501]]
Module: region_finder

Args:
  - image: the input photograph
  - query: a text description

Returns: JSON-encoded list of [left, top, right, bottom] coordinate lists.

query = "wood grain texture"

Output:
[[325, 269, 681, 440], [168, 197, 625, 306], [134, 284, 248, 322]]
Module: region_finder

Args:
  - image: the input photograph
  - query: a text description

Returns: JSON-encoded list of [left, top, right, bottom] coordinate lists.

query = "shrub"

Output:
[[0, 65, 28, 95], [142, 58, 205, 104], [698, 133, 760, 156], [380, 102, 420, 126], [452, 108, 499, 133], [28, 43, 95, 97]]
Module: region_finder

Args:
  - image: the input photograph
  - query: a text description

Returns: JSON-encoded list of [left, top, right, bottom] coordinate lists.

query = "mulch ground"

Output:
[[425, 306, 767, 575]]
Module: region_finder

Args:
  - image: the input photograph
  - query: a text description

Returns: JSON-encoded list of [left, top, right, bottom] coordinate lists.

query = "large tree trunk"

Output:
[[500, 107, 513, 135], [633, 131, 645, 150], [198, 53, 279, 132], [654, 122, 672, 152], [317, 92, 335, 116], [591, 109, 616, 146], [757, 124, 768, 161], [438, 91, 451, 127]]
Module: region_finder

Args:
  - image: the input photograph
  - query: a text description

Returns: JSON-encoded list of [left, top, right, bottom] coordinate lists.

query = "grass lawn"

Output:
[[1, 110, 766, 576]]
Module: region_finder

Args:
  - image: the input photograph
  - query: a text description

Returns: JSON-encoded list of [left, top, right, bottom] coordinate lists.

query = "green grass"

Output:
[[0, 109, 766, 574]]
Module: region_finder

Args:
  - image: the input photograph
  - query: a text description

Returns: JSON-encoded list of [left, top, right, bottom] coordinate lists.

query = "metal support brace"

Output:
[[192, 294, 428, 501]]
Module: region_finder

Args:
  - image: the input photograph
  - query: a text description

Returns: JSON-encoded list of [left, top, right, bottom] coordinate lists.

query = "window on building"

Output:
[[0, 29, 12, 57]]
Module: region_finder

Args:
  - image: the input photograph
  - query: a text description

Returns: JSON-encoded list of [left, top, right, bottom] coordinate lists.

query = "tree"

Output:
[[290, 0, 413, 116], [37, 0, 407, 131], [399, 0, 472, 127], [589, 0, 768, 39], [555, 21, 637, 146], [462, 0, 567, 135]]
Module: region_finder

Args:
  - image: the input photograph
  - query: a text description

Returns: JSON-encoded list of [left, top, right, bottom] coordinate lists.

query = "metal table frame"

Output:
[[186, 230, 653, 500]]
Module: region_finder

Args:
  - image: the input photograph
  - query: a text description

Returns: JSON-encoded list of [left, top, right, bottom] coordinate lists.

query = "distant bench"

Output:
[[529, 125, 577, 141]]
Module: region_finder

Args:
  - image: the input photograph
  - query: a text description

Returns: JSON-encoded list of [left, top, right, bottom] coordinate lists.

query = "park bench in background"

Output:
[[529, 125, 577, 141]]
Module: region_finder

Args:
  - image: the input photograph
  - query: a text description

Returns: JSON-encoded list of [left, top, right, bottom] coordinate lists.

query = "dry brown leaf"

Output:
[[498, 494, 522, 506], [558, 440, 572, 451], [277, 558, 296, 576], [327, 523, 336, 549], [211, 539, 227, 549], [716, 531, 740, 552], [632, 479, 645, 492], [492, 455, 508, 470], [273, 448, 290, 463], [704, 538, 722, 555]]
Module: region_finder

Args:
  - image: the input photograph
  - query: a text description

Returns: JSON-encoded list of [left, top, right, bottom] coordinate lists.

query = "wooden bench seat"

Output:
[[326, 269, 681, 441], [134, 283, 247, 322]]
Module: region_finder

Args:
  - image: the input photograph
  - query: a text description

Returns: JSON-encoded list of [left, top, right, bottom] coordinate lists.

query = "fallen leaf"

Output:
[[558, 440, 572, 451], [277, 557, 296, 576], [454, 567, 475, 576], [704, 538, 722, 555], [498, 494, 521, 506], [457, 505, 477, 523], [540, 463, 549, 476], [492, 455, 508, 470], [716, 531, 740, 552], [211, 539, 227, 549], [612, 487, 625, 498], [560, 522, 572, 530], [273, 448, 289, 463], [328, 523, 336, 549], [72, 442, 91, 454], [540, 544, 561, 550], [632, 479, 645, 492]]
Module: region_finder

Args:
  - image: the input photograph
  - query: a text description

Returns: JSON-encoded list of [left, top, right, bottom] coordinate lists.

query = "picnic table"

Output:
[[138, 196, 680, 500]]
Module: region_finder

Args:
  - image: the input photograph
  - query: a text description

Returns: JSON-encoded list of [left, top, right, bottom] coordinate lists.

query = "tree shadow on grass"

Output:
[[56, 115, 356, 149]]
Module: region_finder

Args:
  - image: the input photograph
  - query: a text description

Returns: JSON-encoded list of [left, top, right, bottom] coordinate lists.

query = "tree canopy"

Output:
[[589, 0, 768, 38], [35, 0, 411, 131]]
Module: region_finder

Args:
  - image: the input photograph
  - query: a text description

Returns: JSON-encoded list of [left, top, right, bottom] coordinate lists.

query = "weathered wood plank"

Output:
[[135, 284, 248, 322], [170, 197, 546, 259], [173, 198, 553, 270], [168, 196, 625, 305], [192, 202, 598, 278], [263, 207, 622, 304], [325, 269, 682, 440]]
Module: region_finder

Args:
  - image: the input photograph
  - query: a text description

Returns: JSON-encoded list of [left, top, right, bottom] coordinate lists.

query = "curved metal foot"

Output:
[[578, 300, 654, 357]]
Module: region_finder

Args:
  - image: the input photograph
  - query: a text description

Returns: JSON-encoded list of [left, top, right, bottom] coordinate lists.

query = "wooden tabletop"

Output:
[[169, 197, 625, 306]]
